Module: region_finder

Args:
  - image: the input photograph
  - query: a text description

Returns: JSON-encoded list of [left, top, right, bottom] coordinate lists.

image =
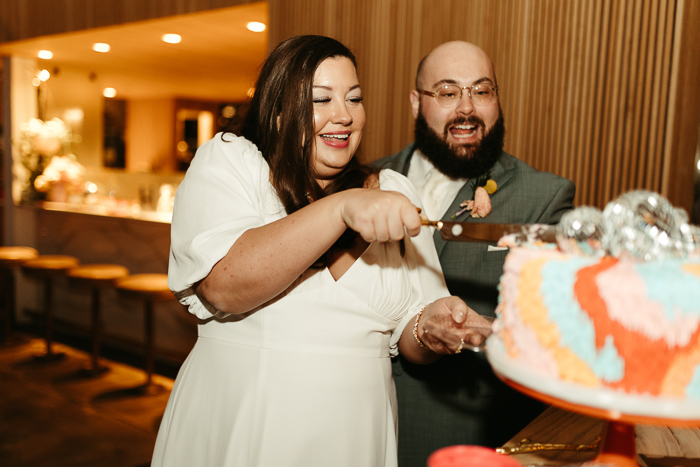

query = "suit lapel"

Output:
[[433, 181, 474, 256], [433, 151, 514, 256]]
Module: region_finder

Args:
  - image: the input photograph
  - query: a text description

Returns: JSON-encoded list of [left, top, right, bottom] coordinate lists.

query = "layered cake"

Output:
[[495, 244, 700, 399]]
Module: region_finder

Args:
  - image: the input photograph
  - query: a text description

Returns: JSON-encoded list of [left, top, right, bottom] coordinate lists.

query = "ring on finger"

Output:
[[455, 339, 465, 354]]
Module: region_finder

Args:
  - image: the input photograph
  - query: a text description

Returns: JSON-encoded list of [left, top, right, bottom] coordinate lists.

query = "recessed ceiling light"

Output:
[[38, 50, 53, 59], [162, 34, 181, 44], [246, 22, 266, 32], [92, 43, 111, 53], [103, 88, 117, 98], [38, 69, 50, 81]]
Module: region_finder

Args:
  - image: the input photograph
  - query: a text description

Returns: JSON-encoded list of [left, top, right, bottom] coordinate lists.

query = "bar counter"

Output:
[[14, 202, 197, 362]]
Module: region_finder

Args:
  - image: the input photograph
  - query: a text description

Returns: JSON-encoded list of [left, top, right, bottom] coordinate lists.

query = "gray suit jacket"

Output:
[[376, 142, 575, 315], [374, 142, 575, 466]]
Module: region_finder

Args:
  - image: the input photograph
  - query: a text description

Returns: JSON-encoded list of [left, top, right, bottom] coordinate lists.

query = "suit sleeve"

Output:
[[536, 177, 576, 225]]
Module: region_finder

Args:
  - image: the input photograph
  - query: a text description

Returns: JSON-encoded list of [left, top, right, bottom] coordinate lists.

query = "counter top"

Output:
[[41, 200, 172, 224]]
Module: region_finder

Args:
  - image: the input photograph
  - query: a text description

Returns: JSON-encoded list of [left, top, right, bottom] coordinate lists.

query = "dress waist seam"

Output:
[[196, 335, 390, 359]]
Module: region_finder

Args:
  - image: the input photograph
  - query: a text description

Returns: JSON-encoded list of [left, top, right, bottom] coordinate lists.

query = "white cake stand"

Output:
[[486, 337, 700, 467]]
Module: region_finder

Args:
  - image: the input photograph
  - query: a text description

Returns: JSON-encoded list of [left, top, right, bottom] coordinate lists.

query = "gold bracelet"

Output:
[[413, 305, 429, 349]]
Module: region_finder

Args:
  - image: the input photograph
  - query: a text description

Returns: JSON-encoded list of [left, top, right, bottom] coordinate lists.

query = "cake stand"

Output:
[[485, 338, 700, 467]]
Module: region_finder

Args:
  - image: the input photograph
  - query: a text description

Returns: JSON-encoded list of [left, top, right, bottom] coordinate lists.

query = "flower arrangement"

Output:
[[14, 117, 81, 203], [452, 172, 498, 219], [34, 154, 85, 202]]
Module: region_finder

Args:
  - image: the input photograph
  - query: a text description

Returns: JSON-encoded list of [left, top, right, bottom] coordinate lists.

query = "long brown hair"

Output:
[[230, 35, 377, 260]]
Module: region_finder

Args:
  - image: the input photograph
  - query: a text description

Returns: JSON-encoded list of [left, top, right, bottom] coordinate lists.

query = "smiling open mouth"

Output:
[[449, 124, 478, 139], [321, 133, 350, 141]]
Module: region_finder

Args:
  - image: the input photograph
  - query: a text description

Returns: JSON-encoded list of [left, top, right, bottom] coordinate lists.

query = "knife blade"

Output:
[[420, 219, 557, 244]]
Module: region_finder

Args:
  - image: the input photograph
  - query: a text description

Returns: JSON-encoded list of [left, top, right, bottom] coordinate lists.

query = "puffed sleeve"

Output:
[[167, 134, 284, 319], [379, 169, 451, 356]]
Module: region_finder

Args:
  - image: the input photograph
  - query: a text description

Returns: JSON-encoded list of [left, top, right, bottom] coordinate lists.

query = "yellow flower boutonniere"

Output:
[[452, 173, 497, 219]]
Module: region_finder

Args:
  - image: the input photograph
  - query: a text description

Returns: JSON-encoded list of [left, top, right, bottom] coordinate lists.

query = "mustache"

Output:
[[444, 116, 485, 136]]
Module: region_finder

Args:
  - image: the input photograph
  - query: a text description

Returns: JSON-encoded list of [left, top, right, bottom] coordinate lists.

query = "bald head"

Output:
[[416, 41, 496, 90]]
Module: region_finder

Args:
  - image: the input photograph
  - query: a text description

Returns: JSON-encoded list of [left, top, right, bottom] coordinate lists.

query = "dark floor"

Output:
[[0, 332, 176, 467]]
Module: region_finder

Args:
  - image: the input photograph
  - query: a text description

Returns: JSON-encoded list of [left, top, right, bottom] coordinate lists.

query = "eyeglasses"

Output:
[[417, 83, 499, 107]]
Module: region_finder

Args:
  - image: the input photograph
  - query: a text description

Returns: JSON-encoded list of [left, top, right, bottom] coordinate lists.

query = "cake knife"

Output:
[[420, 219, 557, 244]]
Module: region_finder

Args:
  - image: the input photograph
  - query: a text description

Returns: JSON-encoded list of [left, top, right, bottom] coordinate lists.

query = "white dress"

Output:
[[152, 134, 449, 467]]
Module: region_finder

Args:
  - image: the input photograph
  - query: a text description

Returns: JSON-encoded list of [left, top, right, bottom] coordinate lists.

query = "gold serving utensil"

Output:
[[496, 437, 601, 455]]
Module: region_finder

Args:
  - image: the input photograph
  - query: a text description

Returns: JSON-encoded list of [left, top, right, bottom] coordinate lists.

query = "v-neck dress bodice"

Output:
[[152, 135, 449, 467]]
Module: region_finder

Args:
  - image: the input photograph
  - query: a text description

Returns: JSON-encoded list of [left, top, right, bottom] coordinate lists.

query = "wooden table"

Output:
[[501, 406, 700, 466]]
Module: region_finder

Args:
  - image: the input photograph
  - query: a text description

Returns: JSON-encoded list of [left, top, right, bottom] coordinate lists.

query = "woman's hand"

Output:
[[337, 189, 421, 242], [399, 296, 494, 363]]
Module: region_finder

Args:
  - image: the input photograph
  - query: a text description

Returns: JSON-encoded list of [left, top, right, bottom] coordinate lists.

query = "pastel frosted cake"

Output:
[[495, 244, 700, 399]]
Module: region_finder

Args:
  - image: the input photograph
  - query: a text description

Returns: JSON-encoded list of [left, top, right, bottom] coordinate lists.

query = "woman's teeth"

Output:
[[321, 134, 349, 141]]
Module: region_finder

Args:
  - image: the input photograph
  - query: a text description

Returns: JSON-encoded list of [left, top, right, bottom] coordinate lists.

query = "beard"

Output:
[[414, 105, 505, 180]]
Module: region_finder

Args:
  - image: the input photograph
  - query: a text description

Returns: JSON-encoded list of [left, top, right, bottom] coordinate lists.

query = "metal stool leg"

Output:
[[78, 287, 109, 376], [1, 269, 14, 341], [140, 298, 163, 395], [35, 276, 65, 361]]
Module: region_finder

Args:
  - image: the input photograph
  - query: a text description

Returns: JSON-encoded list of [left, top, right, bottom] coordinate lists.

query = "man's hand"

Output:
[[419, 297, 493, 354]]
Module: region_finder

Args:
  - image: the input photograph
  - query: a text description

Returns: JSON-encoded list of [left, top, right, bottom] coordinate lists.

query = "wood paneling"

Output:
[[269, 0, 700, 213], [3, 0, 699, 213]]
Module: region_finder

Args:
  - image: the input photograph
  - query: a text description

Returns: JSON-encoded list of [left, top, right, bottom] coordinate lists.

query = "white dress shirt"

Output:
[[406, 149, 467, 220]]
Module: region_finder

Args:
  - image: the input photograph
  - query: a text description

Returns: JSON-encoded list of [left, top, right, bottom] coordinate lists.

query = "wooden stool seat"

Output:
[[67, 264, 130, 375], [115, 273, 174, 394], [0, 246, 40, 267], [68, 264, 130, 286], [22, 255, 81, 277], [115, 274, 174, 300], [22, 255, 80, 360], [0, 247, 39, 343]]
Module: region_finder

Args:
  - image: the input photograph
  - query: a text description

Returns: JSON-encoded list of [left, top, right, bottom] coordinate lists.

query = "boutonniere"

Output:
[[452, 172, 497, 219]]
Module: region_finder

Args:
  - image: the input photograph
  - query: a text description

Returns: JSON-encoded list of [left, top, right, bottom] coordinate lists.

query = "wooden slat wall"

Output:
[[2, 0, 698, 213], [269, 0, 700, 213]]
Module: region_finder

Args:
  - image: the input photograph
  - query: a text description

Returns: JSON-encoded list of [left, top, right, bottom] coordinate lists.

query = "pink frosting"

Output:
[[596, 260, 700, 347], [498, 248, 559, 377]]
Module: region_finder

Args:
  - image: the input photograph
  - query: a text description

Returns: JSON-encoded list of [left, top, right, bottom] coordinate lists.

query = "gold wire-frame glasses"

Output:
[[417, 83, 499, 107]]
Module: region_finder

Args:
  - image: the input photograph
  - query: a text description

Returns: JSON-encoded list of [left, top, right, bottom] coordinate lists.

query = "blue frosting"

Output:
[[540, 257, 625, 383], [687, 365, 700, 398], [636, 260, 700, 320]]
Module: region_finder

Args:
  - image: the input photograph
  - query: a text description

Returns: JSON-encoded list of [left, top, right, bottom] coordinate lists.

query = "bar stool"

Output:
[[115, 273, 175, 395], [0, 246, 39, 343], [22, 255, 80, 361], [67, 264, 130, 376]]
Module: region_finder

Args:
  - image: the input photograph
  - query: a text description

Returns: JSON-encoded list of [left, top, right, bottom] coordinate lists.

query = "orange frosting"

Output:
[[575, 257, 682, 395]]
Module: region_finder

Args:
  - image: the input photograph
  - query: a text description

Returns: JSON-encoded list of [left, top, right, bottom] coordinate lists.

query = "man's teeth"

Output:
[[322, 134, 349, 140], [451, 125, 477, 138]]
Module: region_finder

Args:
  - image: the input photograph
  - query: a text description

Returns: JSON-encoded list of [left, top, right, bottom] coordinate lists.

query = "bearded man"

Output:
[[375, 41, 575, 466]]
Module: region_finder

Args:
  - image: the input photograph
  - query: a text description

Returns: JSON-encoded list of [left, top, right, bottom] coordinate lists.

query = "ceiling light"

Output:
[[92, 43, 111, 53], [38, 69, 50, 81], [103, 88, 117, 98], [246, 22, 266, 32], [38, 50, 53, 59], [162, 34, 181, 44]]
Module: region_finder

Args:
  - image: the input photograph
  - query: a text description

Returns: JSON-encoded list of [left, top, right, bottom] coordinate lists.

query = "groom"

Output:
[[375, 41, 575, 466]]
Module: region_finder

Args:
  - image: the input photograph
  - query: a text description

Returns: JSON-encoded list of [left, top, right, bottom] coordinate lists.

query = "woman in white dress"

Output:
[[152, 35, 488, 467]]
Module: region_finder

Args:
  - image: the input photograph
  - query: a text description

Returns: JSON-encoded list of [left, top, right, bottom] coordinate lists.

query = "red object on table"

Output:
[[427, 445, 522, 467]]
